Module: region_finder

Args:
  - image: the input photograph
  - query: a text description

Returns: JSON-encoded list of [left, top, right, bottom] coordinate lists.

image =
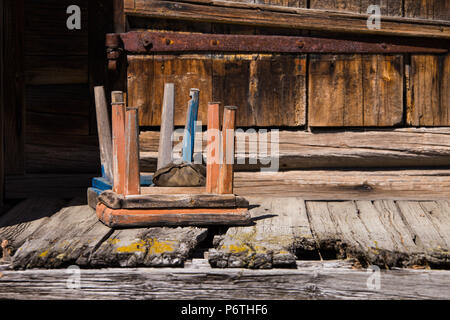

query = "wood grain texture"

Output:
[[94, 87, 113, 182], [308, 54, 403, 127], [404, 0, 450, 20], [26, 84, 90, 116], [25, 56, 89, 85], [218, 106, 236, 194], [0, 198, 66, 252], [213, 54, 306, 126], [0, 0, 4, 205], [306, 200, 449, 267], [140, 128, 450, 171], [1, 263, 449, 299], [25, 134, 100, 174], [158, 83, 175, 170], [396, 201, 450, 266], [5, 174, 94, 199], [209, 197, 315, 268], [98, 191, 249, 210], [124, 107, 141, 195], [3, 0, 25, 175], [11, 200, 113, 269], [233, 169, 450, 200], [112, 92, 126, 195], [24, 0, 88, 56], [407, 54, 449, 126], [126, 0, 450, 39], [130, 54, 306, 127], [96, 203, 251, 228], [89, 226, 208, 267], [206, 103, 220, 193]]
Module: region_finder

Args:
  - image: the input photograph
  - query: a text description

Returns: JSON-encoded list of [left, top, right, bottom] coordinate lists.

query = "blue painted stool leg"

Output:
[[182, 89, 200, 163]]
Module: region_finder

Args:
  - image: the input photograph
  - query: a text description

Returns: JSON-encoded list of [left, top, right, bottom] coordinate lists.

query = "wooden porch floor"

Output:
[[0, 196, 449, 299], [0, 196, 449, 270]]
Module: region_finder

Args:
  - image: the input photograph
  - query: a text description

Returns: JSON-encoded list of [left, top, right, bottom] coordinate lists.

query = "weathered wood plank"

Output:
[[396, 201, 450, 266], [0, 199, 66, 253], [405, 0, 450, 20], [213, 54, 306, 127], [129, 55, 213, 126], [89, 227, 208, 267], [3, 0, 25, 175], [306, 200, 449, 267], [25, 134, 100, 174], [209, 197, 315, 268], [127, 0, 450, 39], [233, 169, 450, 200], [5, 174, 94, 199], [25, 55, 89, 85], [98, 191, 248, 209], [26, 84, 90, 116], [419, 200, 450, 249], [6, 169, 450, 200], [11, 200, 112, 269], [0, 0, 4, 205], [96, 204, 251, 228], [141, 128, 450, 172], [308, 54, 403, 127], [26, 112, 90, 135], [1, 263, 449, 299], [407, 54, 450, 126], [24, 0, 88, 56], [131, 54, 306, 127]]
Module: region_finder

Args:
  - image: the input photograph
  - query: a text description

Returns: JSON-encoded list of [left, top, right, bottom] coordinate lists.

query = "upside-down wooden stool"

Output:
[[95, 91, 251, 228]]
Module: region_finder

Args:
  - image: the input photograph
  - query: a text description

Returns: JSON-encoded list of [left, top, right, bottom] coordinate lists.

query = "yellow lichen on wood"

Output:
[[116, 240, 146, 253], [148, 239, 175, 255], [39, 250, 49, 258]]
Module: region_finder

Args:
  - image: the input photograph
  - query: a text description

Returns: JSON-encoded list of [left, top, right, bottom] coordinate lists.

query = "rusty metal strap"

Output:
[[108, 31, 448, 54]]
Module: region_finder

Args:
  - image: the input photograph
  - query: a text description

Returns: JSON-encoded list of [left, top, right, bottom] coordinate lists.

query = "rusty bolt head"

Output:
[[297, 41, 305, 49]]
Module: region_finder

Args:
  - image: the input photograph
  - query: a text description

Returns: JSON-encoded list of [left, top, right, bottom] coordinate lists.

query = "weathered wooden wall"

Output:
[[126, 0, 449, 128], [0, 0, 4, 206], [1, 0, 449, 196], [3, 0, 113, 179]]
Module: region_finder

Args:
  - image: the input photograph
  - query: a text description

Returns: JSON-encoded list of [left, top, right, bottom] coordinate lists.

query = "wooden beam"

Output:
[[233, 169, 450, 200], [4, 168, 450, 201], [125, 0, 450, 39], [140, 128, 450, 171], [113, 0, 126, 33], [1, 262, 449, 299]]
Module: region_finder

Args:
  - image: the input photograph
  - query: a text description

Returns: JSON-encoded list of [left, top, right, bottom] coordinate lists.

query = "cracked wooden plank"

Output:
[[209, 197, 315, 269], [0, 261, 449, 299], [11, 199, 112, 269], [0, 198, 66, 254], [396, 201, 450, 267], [89, 227, 208, 267], [306, 200, 450, 268], [140, 128, 450, 172]]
